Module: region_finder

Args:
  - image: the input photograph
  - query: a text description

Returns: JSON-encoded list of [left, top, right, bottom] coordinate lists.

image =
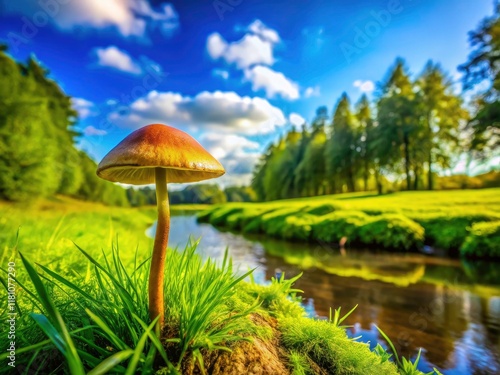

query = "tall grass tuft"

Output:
[[1, 240, 259, 374]]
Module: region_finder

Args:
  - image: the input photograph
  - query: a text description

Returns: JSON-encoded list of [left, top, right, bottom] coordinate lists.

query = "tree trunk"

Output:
[[374, 169, 383, 195], [364, 158, 369, 191], [414, 165, 420, 190], [347, 166, 355, 192], [427, 149, 433, 190], [427, 112, 434, 190], [403, 133, 412, 190]]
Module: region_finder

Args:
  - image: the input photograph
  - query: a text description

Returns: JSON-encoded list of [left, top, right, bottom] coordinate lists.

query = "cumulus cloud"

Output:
[[304, 86, 321, 97], [207, 20, 302, 99], [72, 97, 95, 119], [212, 69, 229, 80], [200, 133, 260, 176], [353, 80, 375, 92], [4, 0, 179, 38], [83, 125, 107, 136], [109, 90, 286, 135], [289, 113, 306, 128], [244, 66, 299, 100], [95, 46, 142, 74], [247, 20, 280, 43], [207, 33, 275, 69]]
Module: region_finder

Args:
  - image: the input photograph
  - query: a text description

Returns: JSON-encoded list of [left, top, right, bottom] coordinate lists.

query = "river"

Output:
[[148, 214, 500, 375]]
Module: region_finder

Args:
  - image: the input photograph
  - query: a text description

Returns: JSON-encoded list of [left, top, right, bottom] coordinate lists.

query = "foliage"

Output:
[[459, 4, 500, 155], [358, 214, 424, 250], [460, 221, 500, 258], [170, 184, 227, 205], [223, 186, 257, 202], [251, 57, 469, 201], [0, 49, 128, 206], [326, 93, 360, 193]]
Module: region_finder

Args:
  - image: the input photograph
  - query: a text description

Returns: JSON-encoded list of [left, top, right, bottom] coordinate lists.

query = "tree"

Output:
[[355, 95, 375, 191], [293, 125, 311, 197], [326, 93, 358, 192], [252, 143, 275, 201], [416, 61, 468, 189], [459, 4, 499, 156], [376, 59, 421, 190]]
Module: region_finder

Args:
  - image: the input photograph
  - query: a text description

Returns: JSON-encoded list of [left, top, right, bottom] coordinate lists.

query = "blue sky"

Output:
[[0, 0, 495, 186]]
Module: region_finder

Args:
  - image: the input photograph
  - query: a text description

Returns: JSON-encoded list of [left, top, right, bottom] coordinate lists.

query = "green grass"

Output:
[[0, 197, 439, 374], [197, 189, 500, 256]]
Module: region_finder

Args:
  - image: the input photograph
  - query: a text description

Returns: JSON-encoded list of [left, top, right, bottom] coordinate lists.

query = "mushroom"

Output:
[[96, 124, 225, 329]]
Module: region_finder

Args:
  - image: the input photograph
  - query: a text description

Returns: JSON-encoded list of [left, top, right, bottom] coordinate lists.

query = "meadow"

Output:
[[0, 196, 440, 374], [197, 188, 500, 258]]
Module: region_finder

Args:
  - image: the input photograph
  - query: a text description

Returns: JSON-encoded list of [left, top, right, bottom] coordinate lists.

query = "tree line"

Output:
[[0, 47, 129, 206], [252, 7, 499, 201], [127, 184, 256, 206]]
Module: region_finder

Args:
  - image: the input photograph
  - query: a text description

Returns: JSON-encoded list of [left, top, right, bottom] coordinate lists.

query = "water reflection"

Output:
[[149, 215, 500, 375]]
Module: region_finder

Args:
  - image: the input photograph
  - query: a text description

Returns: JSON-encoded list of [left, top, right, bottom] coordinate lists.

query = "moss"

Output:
[[279, 317, 399, 375], [460, 221, 500, 258], [196, 189, 500, 255], [312, 211, 369, 243], [208, 206, 243, 226], [413, 211, 500, 250], [304, 203, 338, 216], [358, 214, 424, 250], [260, 208, 301, 237], [288, 350, 314, 375], [282, 213, 322, 241]]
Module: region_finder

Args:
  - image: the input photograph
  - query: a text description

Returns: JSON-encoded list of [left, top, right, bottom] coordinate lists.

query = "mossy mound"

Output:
[[280, 317, 399, 375], [312, 210, 369, 243], [358, 214, 424, 250], [412, 211, 500, 250], [460, 221, 500, 258]]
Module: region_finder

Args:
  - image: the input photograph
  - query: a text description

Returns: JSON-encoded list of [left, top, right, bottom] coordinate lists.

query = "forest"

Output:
[[0, 45, 130, 206], [252, 9, 499, 201]]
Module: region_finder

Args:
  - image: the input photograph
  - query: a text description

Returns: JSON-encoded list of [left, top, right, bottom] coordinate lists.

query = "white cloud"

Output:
[[5, 0, 179, 38], [247, 20, 280, 43], [109, 90, 286, 135], [353, 80, 375, 92], [201, 133, 259, 160], [304, 86, 321, 97], [207, 33, 275, 69], [200, 133, 261, 181], [95, 46, 142, 74], [244, 65, 299, 100], [289, 113, 306, 128], [83, 125, 107, 136], [72, 98, 95, 119], [213, 69, 229, 80]]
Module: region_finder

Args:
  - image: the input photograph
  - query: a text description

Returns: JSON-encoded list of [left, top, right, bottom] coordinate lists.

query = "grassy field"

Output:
[[0, 196, 434, 374], [198, 189, 500, 258]]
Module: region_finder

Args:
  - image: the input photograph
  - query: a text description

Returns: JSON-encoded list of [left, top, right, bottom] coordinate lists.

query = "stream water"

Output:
[[147, 215, 500, 375]]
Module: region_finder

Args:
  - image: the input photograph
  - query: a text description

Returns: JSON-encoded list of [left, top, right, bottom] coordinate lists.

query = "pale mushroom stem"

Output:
[[149, 167, 169, 330]]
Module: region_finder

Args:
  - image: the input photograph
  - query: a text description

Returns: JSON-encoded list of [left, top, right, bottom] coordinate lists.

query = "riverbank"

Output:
[[197, 189, 500, 258], [0, 197, 425, 374]]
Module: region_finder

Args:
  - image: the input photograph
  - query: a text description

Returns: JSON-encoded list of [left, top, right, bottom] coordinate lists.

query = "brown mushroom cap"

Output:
[[96, 124, 225, 185]]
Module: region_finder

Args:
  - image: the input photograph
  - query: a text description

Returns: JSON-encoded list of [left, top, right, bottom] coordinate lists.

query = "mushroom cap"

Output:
[[96, 124, 225, 185]]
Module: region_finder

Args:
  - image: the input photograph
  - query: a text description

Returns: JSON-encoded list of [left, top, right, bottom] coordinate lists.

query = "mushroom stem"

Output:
[[149, 167, 169, 331]]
